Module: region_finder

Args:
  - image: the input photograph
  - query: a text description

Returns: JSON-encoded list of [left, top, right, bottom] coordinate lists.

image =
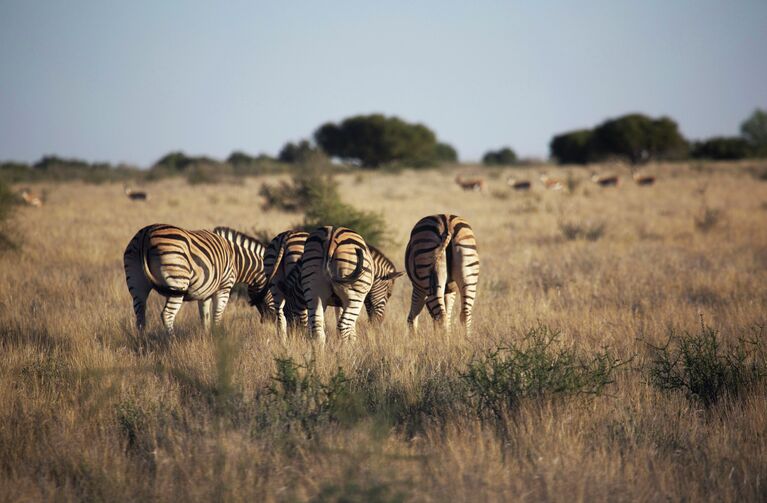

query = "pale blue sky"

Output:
[[1, 1, 765, 166]]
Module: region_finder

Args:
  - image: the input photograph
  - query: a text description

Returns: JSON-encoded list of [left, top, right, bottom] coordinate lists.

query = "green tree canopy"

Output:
[[550, 130, 593, 164], [314, 114, 441, 168], [740, 108, 767, 155], [482, 147, 517, 166]]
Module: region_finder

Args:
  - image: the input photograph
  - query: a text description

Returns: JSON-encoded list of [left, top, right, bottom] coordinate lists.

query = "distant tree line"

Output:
[[549, 109, 767, 164], [3, 109, 765, 183]]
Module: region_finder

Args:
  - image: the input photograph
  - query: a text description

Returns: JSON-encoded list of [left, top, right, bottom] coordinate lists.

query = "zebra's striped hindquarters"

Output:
[[404, 214, 479, 334], [301, 226, 374, 344], [262, 230, 310, 340]]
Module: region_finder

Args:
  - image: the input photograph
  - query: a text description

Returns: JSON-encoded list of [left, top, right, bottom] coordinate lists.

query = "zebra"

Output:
[[123, 224, 271, 335], [272, 240, 403, 339], [301, 226, 374, 344], [258, 229, 310, 340], [365, 245, 405, 322], [405, 214, 479, 335]]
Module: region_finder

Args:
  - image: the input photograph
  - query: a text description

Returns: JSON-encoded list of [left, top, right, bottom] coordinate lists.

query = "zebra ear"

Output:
[[381, 271, 405, 281]]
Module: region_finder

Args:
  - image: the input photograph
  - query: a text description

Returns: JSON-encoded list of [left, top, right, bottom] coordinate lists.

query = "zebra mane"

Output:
[[368, 245, 396, 274], [213, 226, 267, 253]]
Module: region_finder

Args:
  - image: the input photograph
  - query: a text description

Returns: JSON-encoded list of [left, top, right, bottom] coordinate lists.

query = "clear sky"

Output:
[[1, 1, 766, 166]]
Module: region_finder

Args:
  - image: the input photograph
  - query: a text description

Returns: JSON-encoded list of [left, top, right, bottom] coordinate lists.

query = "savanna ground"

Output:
[[1, 161, 766, 502]]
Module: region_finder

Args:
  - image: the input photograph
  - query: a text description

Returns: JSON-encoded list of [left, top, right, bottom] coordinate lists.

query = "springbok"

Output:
[[19, 188, 43, 208], [507, 178, 531, 190], [591, 174, 620, 187], [124, 185, 149, 201], [633, 173, 655, 186], [539, 174, 564, 191], [455, 175, 486, 192]]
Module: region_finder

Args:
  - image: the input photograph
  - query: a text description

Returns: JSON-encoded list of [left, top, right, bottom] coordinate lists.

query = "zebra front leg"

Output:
[[337, 299, 364, 342], [198, 298, 212, 331], [407, 287, 427, 332], [161, 294, 185, 336], [212, 288, 232, 327]]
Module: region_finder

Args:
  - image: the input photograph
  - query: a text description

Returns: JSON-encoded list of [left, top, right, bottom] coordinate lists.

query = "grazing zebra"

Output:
[[301, 226, 374, 344], [123, 224, 271, 335], [259, 229, 310, 339], [365, 245, 405, 322], [405, 214, 479, 335], [274, 241, 403, 335]]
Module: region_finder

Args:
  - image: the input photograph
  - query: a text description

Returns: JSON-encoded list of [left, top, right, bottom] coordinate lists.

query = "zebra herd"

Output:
[[123, 214, 480, 344]]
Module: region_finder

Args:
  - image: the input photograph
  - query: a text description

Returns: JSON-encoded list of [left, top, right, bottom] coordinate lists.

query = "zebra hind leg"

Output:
[[161, 294, 185, 336], [336, 299, 364, 343], [407, 287, 427, 332], [198, 298, 212, 331], [460, 282, 478, 336], [444, 290, 457, 333]]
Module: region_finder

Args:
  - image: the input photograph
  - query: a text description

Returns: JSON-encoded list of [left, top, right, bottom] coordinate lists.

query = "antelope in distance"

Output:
[[633, 172, 656, 186], [124, 185, 148, 201], [507, 178, 531, 191], [18, 188, 43, 207], [455, 175, 486, 192], [539, 174, 564, 191], [591, 173, 620, 187]]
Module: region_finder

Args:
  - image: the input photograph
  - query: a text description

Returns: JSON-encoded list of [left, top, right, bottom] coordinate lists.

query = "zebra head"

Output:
[[365, 270, 405, 323]]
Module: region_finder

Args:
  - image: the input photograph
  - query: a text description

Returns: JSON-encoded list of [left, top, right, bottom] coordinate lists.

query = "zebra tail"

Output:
[[429, 229, 452, 296], [327, 247, 365, 284]]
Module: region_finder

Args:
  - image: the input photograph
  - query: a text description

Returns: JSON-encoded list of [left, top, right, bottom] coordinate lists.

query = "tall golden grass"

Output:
[[1, 161, 766, 502]]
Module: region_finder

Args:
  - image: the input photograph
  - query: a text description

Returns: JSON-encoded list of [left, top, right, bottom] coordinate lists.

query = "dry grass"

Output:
[[1, 161, 766, 502]]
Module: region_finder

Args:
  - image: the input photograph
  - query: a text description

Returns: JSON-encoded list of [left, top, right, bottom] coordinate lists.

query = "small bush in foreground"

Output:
[[647, 321, 766, 407], [462, 326, 625, 421]]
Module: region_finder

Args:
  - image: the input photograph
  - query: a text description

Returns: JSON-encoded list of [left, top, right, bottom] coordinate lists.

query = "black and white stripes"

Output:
[[123, 224, 269, 335], [405, 214, 479, 335]]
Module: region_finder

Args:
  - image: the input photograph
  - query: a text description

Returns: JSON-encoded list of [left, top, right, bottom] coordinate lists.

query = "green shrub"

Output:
[[260, 164, 390, 246], [550, 129, 593, 164], [647, 321, 766, 407], [266, 357, 361, 435], [691, 137, 752, 160], [462, 326, 625, 421]]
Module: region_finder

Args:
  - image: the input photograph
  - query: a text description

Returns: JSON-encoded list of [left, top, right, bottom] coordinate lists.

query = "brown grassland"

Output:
[[1, 161, 766, 502]]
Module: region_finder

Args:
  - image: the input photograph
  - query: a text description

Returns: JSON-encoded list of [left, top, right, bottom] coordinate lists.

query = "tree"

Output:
[[433, 142, 459, 163], [152, 151, 195, 171], [314, 114, 440, 168], [482, 147, 517, 166], [740, 108, 767, 155], [590, 114, 687, 163], [278, 140, 321, 164], [691, 137, 751, 160], [550, 130, 593, 164]]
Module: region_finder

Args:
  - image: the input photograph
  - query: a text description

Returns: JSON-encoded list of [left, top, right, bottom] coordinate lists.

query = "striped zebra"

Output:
[[259, 230, 310, 339], [273, 240, 402, 339], [123, 224, 271, 335], [405, 214, 479, 334], [301, 226, 374, 344]]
